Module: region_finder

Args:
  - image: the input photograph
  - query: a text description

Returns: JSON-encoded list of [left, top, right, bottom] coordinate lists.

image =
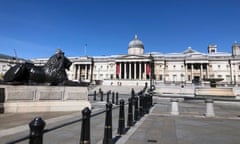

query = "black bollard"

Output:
[[134, 97, 139, 122], [106, 91, 110, 103], [127, 98, 133, 127], [103, 102, 113, 144], [111, 92, 115, 104], [143, 95, 147, 114], [150, 92, 153, 106], [29, 117, 46, 144], [100, 91, 104, 101], [80, 107, 91, 144], [93, 91, 97, 101], [118, 99, 125, 135], [144, 94, 149, 114], [115, 92, 119, 105], [139, 95, 144, 117], [131, 88, 135, 98]]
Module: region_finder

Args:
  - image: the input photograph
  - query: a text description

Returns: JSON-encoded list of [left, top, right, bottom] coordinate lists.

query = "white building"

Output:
[[4, 35, 240, 86], [61, 35, 240, 86]]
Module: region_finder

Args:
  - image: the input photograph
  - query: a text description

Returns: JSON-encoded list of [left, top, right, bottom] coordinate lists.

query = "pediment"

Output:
[[115, 54, 151, 62], [189, 53, 206, 58], [116, 54, 150, 60]]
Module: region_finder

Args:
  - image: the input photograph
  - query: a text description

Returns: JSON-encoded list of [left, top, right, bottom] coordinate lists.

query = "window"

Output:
[[173, 75, 177, 82], [159, 74, 162, 81], [188, 75, 191, 81], [210, 74, 214, 78], [226, 75, 230, 82]]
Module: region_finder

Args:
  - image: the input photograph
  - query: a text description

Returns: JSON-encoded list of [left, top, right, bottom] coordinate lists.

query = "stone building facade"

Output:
[[61, 35, 240, 86], [26, 35, 240, 86]]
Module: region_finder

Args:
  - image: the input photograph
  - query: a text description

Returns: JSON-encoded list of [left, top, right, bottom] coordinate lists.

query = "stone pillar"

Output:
[[134, 62, 137, 80], [78, 65, 81, 81], [89, 64, 92, 81], [200, 64, 203, 80], [185, 63, 188, 82], [119, 63, 122, 79], [129, 63, 132, 79], [205, 99, 215, 117], [124, 62, 127, 79], [139, 62, 142, 80], [85, 65, 87, 80], [144, 62, 147, 80], [207, 64, 209, 79], [171, 98, 179, 115], [191, 64, 193, 81], [74, 64, 77, 80]]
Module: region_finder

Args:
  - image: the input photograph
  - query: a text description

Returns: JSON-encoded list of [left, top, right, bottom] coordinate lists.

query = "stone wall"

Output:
[[0, 85, 90, 113]]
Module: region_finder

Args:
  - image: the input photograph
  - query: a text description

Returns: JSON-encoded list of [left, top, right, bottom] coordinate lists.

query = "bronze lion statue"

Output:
[[3, 49, 81, 86]]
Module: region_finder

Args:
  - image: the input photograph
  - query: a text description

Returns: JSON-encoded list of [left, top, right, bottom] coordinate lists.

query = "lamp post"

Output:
[[149, 54, 154, 92]]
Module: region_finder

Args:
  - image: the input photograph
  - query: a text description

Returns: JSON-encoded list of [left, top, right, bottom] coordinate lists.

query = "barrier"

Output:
[[170, 98, 179, 115], [6, 87, 152, 144]]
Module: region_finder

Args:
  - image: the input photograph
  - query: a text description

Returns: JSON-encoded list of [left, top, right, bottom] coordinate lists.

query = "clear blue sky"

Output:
[[0, 0, 239, 59]]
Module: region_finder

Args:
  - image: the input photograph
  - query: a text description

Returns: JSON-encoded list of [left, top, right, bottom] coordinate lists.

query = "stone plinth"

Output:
[[205, 99, 215, 117], [0, 85, 91, 113], [195, 88, 234, 97], [170, 98, 179, 115]]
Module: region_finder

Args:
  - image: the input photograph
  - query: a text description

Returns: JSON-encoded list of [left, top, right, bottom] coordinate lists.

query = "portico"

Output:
[[71, 57, 93, 82], [116, 60, 151, 80], [185, 62, 208, 83]]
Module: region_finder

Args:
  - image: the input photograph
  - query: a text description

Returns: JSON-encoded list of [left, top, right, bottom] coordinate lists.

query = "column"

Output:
[[89, 64, 92, 81], [134, 62, 137, 80], [85, 65, 87, 80], [124, 62, 127, 79], [207, 64, 209, 79], [129, 63, 132, 79], [74, 64, 78, 80], [185, 63, 188, 82], [139, 62, 142, 80], [119, 63, 122, 79], [144, 62, 147, 80], [191, 64, 193, 81], [200, 64, 203, 80], [78, 65, 81, 81]]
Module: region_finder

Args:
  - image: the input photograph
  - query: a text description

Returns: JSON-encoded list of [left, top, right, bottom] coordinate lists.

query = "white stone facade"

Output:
[[1, 36, 240, 87]]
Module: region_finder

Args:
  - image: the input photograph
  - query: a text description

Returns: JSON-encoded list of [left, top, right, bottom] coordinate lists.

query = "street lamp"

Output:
[[149, 54, 154, 92]]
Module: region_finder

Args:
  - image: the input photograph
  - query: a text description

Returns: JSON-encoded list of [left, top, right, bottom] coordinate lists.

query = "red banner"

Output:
[[146, 63, 150, 75], [116, 63, 120, 74]]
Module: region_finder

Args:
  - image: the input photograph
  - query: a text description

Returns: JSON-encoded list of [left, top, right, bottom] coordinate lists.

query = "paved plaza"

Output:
[[0, 88, 240, 144]]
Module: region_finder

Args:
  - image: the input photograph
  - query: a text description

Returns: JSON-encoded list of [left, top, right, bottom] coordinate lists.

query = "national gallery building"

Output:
[[2, 35, 240, 86]]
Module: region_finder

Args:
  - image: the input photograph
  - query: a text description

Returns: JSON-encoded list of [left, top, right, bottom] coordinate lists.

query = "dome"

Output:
[[128, 34, 144, 49]]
